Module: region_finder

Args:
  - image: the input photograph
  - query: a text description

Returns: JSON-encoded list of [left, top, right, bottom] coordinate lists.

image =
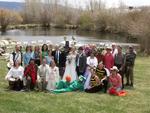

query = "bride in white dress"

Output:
[[63, 47, 78, 82]]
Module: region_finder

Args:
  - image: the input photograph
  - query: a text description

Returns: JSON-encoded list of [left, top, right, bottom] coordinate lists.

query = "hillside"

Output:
[[0, 1, 23, 10]]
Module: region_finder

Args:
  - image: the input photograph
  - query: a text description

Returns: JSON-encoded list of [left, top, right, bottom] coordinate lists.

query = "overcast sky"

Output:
[[0, 0, 150, 8]]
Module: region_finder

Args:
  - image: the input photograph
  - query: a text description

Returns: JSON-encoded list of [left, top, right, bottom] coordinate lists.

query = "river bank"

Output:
[[1, 24, 138, 43], [1, 24, 135, 39], [0, 25, 139, 51], [2, 24, 78, 31]]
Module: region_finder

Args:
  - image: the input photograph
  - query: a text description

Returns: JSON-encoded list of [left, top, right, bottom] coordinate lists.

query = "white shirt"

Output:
[[87, 56, 98, 68], [9, 51, 22, 67], [104, 68, 110, 77], [111, 48, 118, 58], [38, 64, 50, 78], [77, 53, 82, 66], [55, 51, 60, 63], [5, 66, 24, 81]]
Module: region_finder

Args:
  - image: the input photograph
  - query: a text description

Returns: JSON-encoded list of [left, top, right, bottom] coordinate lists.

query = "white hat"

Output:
[[98, 61, 103, 65], [110, 66, 119, 72], [106, 46, 112, 50], [112, 43, 116, 46]]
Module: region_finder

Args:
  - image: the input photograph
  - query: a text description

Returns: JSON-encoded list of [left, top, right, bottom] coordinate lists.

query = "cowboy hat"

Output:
[[110, 66, 119, 72]]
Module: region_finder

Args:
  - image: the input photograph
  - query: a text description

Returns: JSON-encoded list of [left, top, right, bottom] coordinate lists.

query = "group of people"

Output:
[[5, 42, 136, 95]]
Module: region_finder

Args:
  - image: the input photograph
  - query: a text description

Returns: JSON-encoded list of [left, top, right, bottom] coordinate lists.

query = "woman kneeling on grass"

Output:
[[108, 66, 122, 95], [5, 60, 24, 91], [46, 60, 60, 91], [85, 68, 103, 93]]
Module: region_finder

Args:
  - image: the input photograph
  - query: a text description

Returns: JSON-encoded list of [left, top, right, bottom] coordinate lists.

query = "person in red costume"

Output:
[[103, 46, 114, 71], [24, 59, 38, 91]]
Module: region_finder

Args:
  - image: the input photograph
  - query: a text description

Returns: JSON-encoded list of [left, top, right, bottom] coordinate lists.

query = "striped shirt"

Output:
[[96, 68, 107, 80]]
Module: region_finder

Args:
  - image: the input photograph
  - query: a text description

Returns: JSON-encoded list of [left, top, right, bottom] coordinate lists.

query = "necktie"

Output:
[[56, 51, 59, 64]]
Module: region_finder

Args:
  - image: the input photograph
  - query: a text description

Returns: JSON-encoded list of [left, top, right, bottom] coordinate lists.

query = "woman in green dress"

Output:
[[40, 44, 48, 64]]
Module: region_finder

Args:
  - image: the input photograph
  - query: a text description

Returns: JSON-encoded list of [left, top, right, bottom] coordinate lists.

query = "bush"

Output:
[[0, 9, 23, 32], [77, 12, 95, 31]]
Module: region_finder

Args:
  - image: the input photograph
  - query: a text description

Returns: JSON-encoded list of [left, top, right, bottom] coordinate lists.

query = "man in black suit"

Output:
[[52, 45, 67, 78], [76, 47, 87, 76]]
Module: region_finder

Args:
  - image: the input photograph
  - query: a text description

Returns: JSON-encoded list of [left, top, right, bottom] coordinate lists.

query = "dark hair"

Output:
[[48, 49, 52, 53], [49, 60, 56, 67], [42, 44, 48, 52], [14, 60, 20, 67], [34, 46, 40, 52], [65, 41, 69, 48], [25, 45, 32, 52], [90, 50, 96, 56], [78, 46, 83, 50], [118, 45, 122, 49], [29, 58, 35, 64]]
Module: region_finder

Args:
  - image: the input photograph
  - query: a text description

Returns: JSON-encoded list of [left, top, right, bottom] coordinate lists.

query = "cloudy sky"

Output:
[[0, 0, 150, 8]]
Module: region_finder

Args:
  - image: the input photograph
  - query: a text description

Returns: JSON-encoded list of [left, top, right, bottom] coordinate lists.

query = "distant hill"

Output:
[[0, 1, 23, 11], [0, 1, 79, 11]]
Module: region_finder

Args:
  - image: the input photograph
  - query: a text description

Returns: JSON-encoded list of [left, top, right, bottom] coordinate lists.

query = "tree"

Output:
[[22, 0, 42, 23], [0, 9, 23, 32]]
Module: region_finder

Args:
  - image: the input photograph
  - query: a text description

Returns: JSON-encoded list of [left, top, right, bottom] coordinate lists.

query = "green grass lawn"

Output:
[[0, 57, 150, 113]]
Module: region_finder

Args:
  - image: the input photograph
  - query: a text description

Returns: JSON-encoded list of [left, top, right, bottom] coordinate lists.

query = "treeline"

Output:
[[0, 0, 150, 54], [22, 0, 79, 28], [0, 9, 22, 32]]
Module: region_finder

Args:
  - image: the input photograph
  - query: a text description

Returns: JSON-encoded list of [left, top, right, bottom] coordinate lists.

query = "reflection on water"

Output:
[[0, 28, 137, 44]]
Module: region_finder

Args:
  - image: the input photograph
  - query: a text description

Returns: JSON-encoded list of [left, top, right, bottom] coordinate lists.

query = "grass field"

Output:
[[0, 56, 150, 113]]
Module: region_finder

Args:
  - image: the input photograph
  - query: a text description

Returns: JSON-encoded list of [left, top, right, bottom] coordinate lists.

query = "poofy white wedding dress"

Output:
[[63, 53, 78, 82]]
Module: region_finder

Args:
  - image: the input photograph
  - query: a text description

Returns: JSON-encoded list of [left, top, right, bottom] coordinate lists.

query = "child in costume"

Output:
[[52, 75, 86, 93], [56, 76, 71, 89], [85, 68, 102, 93]]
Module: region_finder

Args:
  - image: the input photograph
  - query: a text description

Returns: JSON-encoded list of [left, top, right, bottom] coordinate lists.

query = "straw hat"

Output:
[[112, 43, 116, 46], [110, 66, 119, 72], [106, 46, 112, 50]]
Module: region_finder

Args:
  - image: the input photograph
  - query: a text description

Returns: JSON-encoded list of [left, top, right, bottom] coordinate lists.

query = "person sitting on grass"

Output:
[[46, 60, 60, 91], [24, 59, 38, 91], [37, 58, 50, 92], [85, 68, 102, 93], [5, 60, 24, 91], [84, 51, 98, 90], [52, 75, 86, 93], [108, 66, 122, 95], [95, 62, 109, 93], [55, 75, 72, 89]]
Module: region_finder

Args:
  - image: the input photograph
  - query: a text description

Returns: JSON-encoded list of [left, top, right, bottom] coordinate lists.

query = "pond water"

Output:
[[0, 28, 138, 46]]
